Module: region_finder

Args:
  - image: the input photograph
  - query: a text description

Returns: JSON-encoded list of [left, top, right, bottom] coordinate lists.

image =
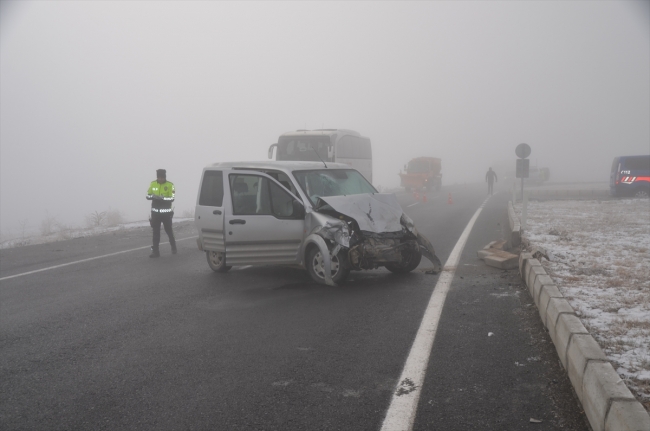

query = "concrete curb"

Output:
[[518, 252, 650, 431]]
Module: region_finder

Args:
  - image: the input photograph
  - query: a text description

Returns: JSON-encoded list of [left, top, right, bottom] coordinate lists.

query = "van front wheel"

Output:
[[206, 251, 232, 272], [306, 247, 350, 285]]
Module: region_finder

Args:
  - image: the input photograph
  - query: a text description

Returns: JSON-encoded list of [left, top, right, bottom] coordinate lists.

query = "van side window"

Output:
[[262, 171, 296, 194], [269, 181, 296, 218], [199, 171, 224, 207], [230, 174, 271, 215]]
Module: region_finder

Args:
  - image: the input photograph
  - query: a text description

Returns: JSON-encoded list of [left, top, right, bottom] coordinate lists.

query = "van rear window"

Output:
[[199, 171, 224, 207]]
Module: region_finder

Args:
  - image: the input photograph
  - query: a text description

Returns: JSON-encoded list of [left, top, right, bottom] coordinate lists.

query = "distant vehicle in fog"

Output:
[[398, 157, 442, 191], [268, 129, 372, 183], [610, 155, 650, 198]]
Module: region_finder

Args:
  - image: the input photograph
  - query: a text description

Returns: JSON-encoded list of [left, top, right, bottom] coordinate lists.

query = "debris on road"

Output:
[[477, 240, 519, 270]]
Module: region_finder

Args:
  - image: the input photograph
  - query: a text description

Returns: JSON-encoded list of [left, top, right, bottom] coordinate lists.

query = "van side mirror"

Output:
[[292, 200, 305, 219]]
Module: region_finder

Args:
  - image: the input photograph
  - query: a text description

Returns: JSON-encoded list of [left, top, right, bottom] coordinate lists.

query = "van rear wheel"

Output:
[[634, 189, 649, 199], [206, 251, 232, 272]]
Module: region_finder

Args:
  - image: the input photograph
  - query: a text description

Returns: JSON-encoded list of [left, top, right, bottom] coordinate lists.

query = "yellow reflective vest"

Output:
[[147, 180, 175, 213]]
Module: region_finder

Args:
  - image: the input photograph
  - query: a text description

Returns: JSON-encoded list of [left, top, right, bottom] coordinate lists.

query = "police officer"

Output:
[[147, 169, 177, 257]]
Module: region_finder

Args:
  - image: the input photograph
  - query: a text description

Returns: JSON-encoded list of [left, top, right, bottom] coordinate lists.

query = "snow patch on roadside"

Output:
[[0, 219, 194, 250], [516, 199, 650, 408]]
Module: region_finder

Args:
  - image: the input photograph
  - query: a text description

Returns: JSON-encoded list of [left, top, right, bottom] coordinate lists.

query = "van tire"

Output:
[[385, 249, 422, 273], [306, 246, 350, 285], [634, 189, 649, 199], [206, 251, 232, 272]]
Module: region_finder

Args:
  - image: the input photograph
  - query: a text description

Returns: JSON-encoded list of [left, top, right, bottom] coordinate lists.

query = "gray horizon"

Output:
[[1, 1, 648, 238]]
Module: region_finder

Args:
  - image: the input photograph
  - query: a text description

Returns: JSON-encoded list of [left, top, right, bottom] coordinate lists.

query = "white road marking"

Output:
[[0, 236, 199, 282], [380, 197, 489, 431], [407, 202, 420, 208]]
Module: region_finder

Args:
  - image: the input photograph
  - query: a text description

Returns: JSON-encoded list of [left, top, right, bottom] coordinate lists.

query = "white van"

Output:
[[194, 161, 440, 285]]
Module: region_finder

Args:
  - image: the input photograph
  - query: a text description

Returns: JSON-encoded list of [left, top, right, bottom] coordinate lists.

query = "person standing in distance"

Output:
[[147, 169, 177, 257], [485, 167, 497, 195]]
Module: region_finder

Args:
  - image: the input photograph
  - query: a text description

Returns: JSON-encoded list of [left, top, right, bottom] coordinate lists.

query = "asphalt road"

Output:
[[0, 184, 590, 430]]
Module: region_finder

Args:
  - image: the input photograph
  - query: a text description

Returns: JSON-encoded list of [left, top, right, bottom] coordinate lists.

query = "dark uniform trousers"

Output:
[[151, 212, 176, 251]]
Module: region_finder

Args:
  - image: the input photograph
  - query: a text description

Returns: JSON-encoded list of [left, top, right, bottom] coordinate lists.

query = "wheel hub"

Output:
[[312, 251, 340, 280], [209, 252, 224, 266]]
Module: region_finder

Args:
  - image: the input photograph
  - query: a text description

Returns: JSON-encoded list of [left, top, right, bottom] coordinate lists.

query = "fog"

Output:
[[1, 1, 648, 238]]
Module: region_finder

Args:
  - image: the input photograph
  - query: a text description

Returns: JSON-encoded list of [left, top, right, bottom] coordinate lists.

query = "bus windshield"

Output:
[[276, 136, 332, 162], [293, 169, 377, 206]]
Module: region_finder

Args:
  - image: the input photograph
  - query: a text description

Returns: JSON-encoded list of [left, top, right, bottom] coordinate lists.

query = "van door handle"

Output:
[[213, 210, 222, 215], [229, 219, 246, 225]]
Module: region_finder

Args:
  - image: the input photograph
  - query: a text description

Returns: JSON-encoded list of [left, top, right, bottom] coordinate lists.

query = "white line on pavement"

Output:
[[407, 202, 420, 207], [0, 236, 199, 282], [380, 197, 489, 431]]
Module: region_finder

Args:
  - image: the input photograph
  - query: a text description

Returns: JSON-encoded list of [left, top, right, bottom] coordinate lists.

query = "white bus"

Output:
[[268, 129, 373, 183]]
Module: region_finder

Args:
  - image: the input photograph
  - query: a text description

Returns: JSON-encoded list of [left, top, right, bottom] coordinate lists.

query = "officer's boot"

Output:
[[171, 244, 177, 255], [150, 247, 160, 258]]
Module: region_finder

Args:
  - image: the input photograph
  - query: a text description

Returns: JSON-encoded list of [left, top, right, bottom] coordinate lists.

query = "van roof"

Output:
[[205, 161, 354, 171]]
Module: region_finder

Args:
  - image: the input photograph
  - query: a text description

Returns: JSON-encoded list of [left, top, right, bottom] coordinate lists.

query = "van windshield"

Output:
[[293, 169, 377, 206]]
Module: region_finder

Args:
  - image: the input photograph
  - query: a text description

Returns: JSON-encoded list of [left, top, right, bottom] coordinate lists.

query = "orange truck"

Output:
[[399, 157, 442, 192]]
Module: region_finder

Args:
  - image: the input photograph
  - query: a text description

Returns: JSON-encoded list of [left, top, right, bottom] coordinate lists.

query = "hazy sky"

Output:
[[1, 1, 648, 236]]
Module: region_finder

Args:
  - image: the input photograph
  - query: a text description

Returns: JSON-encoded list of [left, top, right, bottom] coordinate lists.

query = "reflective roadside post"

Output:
[[516, 143, 531, 230]]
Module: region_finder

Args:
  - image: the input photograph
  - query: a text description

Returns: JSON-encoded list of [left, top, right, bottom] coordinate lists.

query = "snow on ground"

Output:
[[515, 198, 650, 410], [0, 219, 194, 250]]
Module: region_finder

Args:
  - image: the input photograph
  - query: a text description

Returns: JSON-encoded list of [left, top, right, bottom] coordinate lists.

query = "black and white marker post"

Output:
[[515, 143, 531, 230]]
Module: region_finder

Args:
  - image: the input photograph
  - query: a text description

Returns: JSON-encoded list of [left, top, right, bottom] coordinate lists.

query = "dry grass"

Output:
[[620, 320, 650, 330]]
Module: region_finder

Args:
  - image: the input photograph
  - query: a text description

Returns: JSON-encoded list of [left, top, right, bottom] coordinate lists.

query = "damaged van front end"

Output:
[[306, 194, 441, 285]]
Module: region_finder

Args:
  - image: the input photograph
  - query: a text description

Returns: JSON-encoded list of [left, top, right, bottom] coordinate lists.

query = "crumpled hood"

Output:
[[316, 193, 404, 233]]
